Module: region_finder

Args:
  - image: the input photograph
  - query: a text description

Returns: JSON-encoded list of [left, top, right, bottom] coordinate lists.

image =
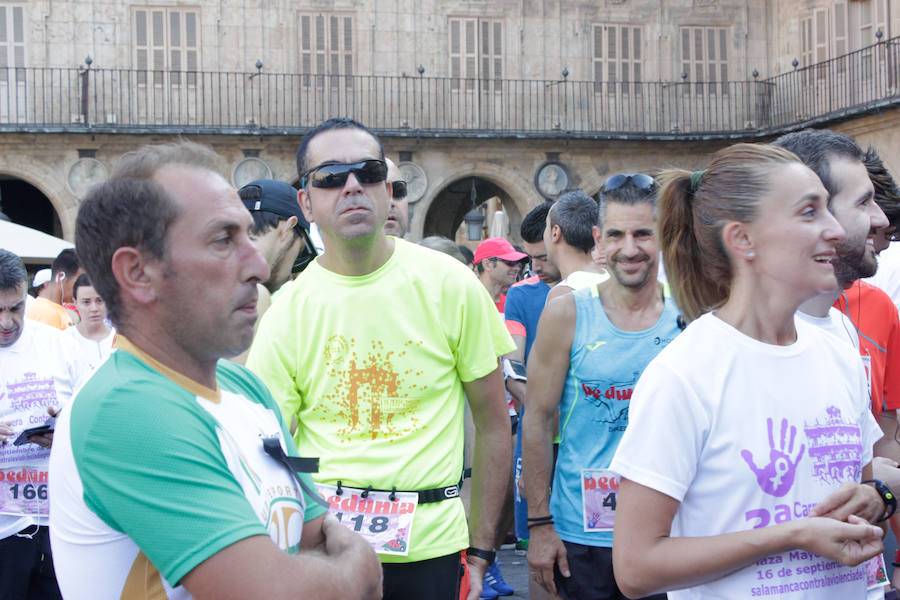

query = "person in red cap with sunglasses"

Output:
[[473, 238, 527, 314], [247, 118, 515, 600]]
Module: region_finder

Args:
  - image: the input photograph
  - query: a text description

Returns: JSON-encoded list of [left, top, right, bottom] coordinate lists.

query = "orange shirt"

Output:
[[26, 296, 73, 330], [834, 280, 900, 412]]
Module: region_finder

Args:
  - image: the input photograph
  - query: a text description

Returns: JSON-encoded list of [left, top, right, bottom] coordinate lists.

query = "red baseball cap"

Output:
[[473, 237, 528, 264]]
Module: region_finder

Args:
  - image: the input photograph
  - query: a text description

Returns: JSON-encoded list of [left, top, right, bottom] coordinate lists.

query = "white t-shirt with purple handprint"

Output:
[[611, 312, 882, 600]]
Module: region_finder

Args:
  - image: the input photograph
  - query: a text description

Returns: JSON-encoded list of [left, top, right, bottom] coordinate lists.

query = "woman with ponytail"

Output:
[[609, 143, 888, 599]]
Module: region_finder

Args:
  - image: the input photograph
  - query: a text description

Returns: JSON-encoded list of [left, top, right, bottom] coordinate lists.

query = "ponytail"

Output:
[[658, 170, 729, 322], [658, 143, 802, 322]]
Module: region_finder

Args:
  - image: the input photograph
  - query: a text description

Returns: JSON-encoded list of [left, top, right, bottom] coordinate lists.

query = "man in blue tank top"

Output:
[[522, 175, 683, 600]]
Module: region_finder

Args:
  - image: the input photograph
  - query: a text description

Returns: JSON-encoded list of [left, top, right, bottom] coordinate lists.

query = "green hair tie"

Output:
[[690, 170, 705, 193]]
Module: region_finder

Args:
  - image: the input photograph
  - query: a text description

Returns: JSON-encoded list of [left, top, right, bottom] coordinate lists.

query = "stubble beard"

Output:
[[833, 238, 877, 287]]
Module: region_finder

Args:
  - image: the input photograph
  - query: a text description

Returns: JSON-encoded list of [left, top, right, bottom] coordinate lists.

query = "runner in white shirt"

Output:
[[0, 248, 87, 600], [610, 143, 890, 600]]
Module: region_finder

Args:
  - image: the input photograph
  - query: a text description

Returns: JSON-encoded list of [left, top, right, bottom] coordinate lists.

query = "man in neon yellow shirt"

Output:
[[247, 118, 514, 600]]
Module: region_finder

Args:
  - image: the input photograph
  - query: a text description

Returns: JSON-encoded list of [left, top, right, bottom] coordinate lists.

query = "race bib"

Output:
[[315, 483, 417, 556], [0, 460, 49, 518], [581, 468, 618, 532], [1, 371, 60, 518], [865, 555, 889, 590]]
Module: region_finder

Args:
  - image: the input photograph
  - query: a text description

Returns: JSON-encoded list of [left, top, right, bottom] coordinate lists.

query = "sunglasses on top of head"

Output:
[[602, 173, 656, 193], [300, 159, 388, 189]]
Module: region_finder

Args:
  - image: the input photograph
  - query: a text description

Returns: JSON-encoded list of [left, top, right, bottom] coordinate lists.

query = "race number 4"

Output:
[[581, 468, 619, 532]]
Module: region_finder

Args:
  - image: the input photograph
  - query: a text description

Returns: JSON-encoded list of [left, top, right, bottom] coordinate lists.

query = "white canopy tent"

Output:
[[0, 219, 74, 264]]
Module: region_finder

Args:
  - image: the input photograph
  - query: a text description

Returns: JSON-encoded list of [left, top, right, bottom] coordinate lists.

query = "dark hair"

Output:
[[658, 143, 802, 322], [597, 179, 659, 226], [0, 248, 26, 290], [296, 118, 385, 183], [520, 201, 554, 243], [249, 211, 291, 237], [51, 248, 80, 279], [457, 244, 475, 265], [549, 190, 598, 253], [864, 146, 900, 230], [772, 129, 864, 198], [78, 140, 222, 325], [72, 272, 94, 300], [76, 178, 181, 326]]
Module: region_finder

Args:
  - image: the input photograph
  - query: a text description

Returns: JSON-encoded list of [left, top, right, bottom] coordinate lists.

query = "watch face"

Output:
[[536, 162, 570, 199], [398, 162, 427, 203], [67, 158, 109, 199], [233, 157, 273, 189]]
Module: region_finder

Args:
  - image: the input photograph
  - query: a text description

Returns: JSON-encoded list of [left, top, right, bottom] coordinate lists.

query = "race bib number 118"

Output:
[[315, 483, 418, 556]]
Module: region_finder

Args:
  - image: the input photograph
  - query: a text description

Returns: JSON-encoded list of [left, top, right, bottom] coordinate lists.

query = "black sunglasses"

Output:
[[392, 180, 408, 200], [301, 159, 388, 189], [602, 173, 656, 192], [291, 229, 318, 274], [490, 257, 524, 268]]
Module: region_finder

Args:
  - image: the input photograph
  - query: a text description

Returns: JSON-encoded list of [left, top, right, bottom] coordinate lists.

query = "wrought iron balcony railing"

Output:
[[0, 37, 895, 139]]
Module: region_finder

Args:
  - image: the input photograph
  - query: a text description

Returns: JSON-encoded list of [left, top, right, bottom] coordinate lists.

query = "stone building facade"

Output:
[[0, 0, 896, 243]]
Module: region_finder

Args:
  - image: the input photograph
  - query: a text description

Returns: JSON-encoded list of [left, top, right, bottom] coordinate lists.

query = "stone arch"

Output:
[[413, 163, 542, 243], [0, 160, 76, 239]]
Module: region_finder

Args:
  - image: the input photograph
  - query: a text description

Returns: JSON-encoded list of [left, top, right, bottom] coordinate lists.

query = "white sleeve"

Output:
[[609, 360, 710, 502], [62, 335, 91, 403]]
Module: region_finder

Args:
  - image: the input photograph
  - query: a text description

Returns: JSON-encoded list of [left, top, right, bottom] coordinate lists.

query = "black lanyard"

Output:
[[261, 435, 329, 509]]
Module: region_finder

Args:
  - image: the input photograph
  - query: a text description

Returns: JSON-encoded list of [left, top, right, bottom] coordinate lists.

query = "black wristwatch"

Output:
[[467, 546, 496, 564], [863, 479, 897, 522]]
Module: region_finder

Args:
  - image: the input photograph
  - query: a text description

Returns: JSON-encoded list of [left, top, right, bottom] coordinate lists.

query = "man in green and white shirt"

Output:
[[49, 141, 382, 600]]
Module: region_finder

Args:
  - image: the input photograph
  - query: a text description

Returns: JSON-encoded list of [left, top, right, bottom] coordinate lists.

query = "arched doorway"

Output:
[[424, 177, 522, 247], [0, 176, 61, 237]]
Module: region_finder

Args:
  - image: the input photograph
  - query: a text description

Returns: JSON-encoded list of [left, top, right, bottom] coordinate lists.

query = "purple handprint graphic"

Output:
[[741, 418, 805, 497]]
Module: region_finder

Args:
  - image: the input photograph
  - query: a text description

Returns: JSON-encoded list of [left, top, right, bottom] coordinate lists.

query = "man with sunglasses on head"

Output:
[[247, 118, 515, 600], [523, 175, 680, 600], [384, 158, 409, 238]]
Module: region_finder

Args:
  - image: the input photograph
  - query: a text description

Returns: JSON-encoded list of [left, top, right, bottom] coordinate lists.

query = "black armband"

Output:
[[862, 479, 897, 522], [466, 546, 496, 564]]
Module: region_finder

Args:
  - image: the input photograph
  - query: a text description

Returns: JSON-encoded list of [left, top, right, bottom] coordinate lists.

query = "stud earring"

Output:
[[747, 251, 756, 259]]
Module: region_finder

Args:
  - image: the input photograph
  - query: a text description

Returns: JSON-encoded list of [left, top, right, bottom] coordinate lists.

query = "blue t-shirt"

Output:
[[504, 277, 551, 361], [550, 286, 682, 547]]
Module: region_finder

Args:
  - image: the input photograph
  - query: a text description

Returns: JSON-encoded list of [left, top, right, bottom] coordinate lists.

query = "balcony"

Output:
[[0, 37, 896, 140]]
